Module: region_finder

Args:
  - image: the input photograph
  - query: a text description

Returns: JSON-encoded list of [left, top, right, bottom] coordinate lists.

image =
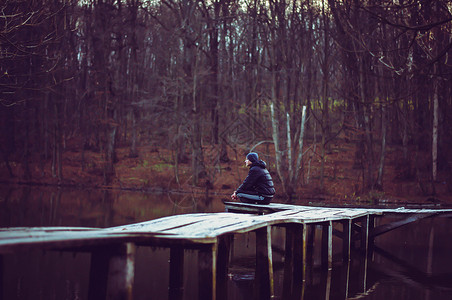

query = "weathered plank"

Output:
[[2, 204, 452, 255], [2, 202, 452, 300], [224, 201, 452, 216], [107, 213, 216, 232], [0, 230, 131, 254]]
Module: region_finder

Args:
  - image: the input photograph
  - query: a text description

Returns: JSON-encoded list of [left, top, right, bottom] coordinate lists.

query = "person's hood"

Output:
[[251, 160, 267, 168]]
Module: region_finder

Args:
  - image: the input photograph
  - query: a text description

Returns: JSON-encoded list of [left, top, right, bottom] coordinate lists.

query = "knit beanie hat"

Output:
[[246, 152, 259, 163]]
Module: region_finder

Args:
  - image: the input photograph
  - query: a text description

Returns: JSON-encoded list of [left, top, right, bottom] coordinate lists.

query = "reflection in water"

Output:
[[1, 185, 452, 299], [0, 185, 224, 228]]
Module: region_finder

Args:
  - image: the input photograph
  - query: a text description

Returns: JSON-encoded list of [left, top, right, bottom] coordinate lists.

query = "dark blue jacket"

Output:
[[236, 160, 275, 196]]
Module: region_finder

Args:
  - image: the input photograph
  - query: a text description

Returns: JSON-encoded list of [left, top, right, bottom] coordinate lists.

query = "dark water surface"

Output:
[[1, 185, 452, 300]]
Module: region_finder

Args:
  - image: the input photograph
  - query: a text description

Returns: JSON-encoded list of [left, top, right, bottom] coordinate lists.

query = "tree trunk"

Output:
[[190, 53, 205, 185], [293, 106, 307, 184], [376, 103, 387, 189], [286, 112, 293, 180], [320, 130, 326, 190], [270, 102, 285, 194], [209, 1, 220, 145], [104, 125, 117, 185], [129, 107, 138, 158], [51, 96, 63, 181], [23, 100, 31, 180], [432, 78, 439, 183], [359, 58, 374, 190]]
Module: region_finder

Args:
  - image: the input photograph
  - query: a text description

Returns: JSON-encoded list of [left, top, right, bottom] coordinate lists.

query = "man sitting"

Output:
[[231, 152, 275, 204]]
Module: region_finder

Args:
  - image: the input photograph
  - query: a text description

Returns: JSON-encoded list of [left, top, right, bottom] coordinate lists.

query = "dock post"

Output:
[[88, 243, 136, 300], [359, 215, 370, 293], [294, 224, 307, 285], [106, 243, 136, 300], [255, 225, 274, 299], [307, 224, 315, 255], [89, 247, 110, 300], [321, 221, 333, 270], [0, 255, 3, 300], [320, 268, 332, 300], [216, 235, 233, 300], [306, 224, 315, 284], [358, 250, 369, 293], [342, 219, 351, 261], [360, 215, 369, 254], [198, 242, 218, 300], [283, 225, 295, 296], [340, 258, 351, 299], [169, 247, 184, 300], [300, 224, 308, 299], [368, 215, 376, 257], [282, 224, 306, 299]]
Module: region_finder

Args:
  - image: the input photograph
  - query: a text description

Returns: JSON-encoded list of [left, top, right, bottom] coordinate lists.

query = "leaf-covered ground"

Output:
[[1, 136, 451, 207]]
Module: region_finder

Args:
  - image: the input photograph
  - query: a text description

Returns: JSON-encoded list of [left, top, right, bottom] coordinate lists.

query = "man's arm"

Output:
[[236, 167, 259, 193]]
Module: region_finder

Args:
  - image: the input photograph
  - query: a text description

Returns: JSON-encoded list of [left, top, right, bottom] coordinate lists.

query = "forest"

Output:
[[1, 0, 451, 202]]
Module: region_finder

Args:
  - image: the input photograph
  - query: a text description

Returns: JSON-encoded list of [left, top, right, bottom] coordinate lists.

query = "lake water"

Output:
[[1, 185, 452, 300]]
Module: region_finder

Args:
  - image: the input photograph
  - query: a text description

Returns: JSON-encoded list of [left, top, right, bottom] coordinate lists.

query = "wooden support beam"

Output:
[[0, 255, 3, 300], [321, 221, 332, 270], [88, 243, 136, 300], [198, 243, 218, 300], [293, 224, 307, 284], [370, 213, 435, 238], [352, 221, 362, 235], [282, 226, 294, 297], [106, 243, 136, 300], [306, 225, 315, 273], [169, 247, 184, 300], [320, 269, 332, 300], [325, 269, 332, 299], [282, 224, 306, 299], [358, 251, 369, 293], [294, 224, 307, 300], [368, 215, 376, 257], [255, 226, 274, 299], [342, 219, 351, 261], [223, 202, 278, 214], [340, 259, 351, 299], [360, 215, 369, 254], [373, 245, 438, 282], [298, 223, 314, 288], [357, 216, 370, 293], [216, 235, 232, 300], [88, 247, 112, 300]]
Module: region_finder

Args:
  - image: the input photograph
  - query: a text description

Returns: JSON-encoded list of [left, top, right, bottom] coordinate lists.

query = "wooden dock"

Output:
[[1, 202, 452, 300]]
